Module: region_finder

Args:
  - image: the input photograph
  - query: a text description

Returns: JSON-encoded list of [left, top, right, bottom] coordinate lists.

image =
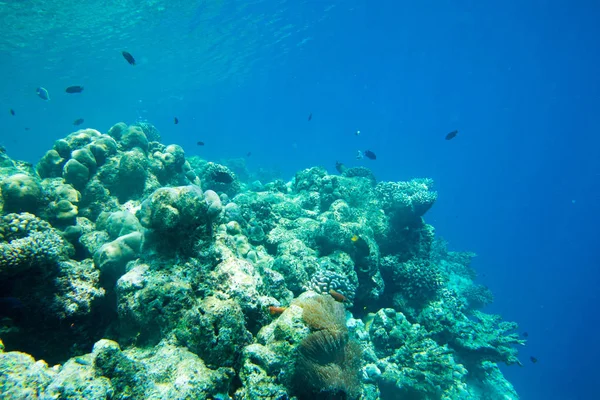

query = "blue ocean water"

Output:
[[1, 1, 598, 399]]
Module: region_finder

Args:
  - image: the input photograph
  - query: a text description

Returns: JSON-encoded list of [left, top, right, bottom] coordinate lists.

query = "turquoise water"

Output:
[[1, 1, 599, 399]]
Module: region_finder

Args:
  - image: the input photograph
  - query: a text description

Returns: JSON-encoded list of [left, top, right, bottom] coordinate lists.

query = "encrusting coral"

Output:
[[0, 122, 525, 400]]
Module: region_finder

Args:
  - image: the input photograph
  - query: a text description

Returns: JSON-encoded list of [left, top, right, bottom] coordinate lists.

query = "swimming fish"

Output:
[[246, 152, 252, 157], [36, 87, 50, 100], [364, 150, 376, 160], [73, 118, 84, 126], [356, 150, 363, 160], [65, 86, 84, 93], [329, 289, 348, 303], [122, 51, 136, 65], [308, 113, 312, 121], [9, 109, 15, 116], [197, 141, 205, 146], [522, 332, 529, 338], [174, 117, 179, 124], [530, 356, 538, 364], [351, 234, 359, 242], [355, 130, 360, 136], [268, 306, 286, 316], [445, 130, 458, 140], [335, 161, 345, 174]]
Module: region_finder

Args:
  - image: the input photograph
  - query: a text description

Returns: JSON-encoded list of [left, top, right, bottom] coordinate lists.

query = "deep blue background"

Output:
[[1, 1, 599, 398]]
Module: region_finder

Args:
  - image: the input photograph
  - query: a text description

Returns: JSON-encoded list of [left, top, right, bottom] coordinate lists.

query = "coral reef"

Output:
[[0, 123, 524, 399]]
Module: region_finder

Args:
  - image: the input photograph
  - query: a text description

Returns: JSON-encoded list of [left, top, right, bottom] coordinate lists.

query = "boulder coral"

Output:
[[137, 185, 208, 236], [1, 173, 42, 213]]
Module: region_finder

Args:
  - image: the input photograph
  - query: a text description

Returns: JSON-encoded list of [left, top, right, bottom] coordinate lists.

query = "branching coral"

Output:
[[418, 293, 524, 367], [0, 213, 70, 276], [375, 178, 437, 227], [380, 255, 445, 307], [369, 308, 469, 399]]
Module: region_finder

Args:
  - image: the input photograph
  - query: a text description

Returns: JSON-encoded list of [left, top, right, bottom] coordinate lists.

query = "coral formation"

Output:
[[0, 122, 525, 399], [294, 294, 363, 399]]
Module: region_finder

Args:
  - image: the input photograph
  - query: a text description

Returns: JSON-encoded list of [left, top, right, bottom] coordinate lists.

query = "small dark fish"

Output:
[[174, 117, 179, 124], [308, 113, 312, 121], [122, 51, 136, 65], [36, 87, 50, 100], [364, 150, 376, 160], [9, 109, 15, 116], [335, 161, 345, 174], [522, 332, 529, 338], [73, 118, 84, 126], [445, 130, 458, 140], [24, 127, 30, 131], [530, 356, 538, 364], [197, 141, 205, 146], [65, 85, 84, 93], [246, 152, 252, 157]]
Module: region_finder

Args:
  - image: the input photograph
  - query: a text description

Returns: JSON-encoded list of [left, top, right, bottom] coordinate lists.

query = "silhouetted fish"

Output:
[[530, 356, 538, 364], [65, 86, 84, 93], [9, 109, 15, 116], [246, 152, 252, 157], [445, 130, 458, 140], [335, 161, 345, 173], [364, 150, 376, 160], [122, 51, 136, 65], [308, 113, 312, 121], [174, 117, 179, 124], [73, 118, 84, 126], [522, 332, 529, 338], [197, 141, 205, 146], [36, 87, 50, 100]]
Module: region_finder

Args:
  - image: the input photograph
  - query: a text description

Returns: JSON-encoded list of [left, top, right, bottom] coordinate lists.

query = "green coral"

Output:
[[52, 259, 105, 318], [381, 255, 446, 306], [196, 161, 241, 197], [418, 293, 524, 367], [0, 213, 70, 276], [1, 173, 43, 213], [369, 308, 470, 400], [119, 125, 149, 152], [375, 178, 437, 227]]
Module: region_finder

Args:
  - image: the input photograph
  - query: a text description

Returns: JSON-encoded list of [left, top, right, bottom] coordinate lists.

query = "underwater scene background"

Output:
[[1, 1, 598, 399]]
